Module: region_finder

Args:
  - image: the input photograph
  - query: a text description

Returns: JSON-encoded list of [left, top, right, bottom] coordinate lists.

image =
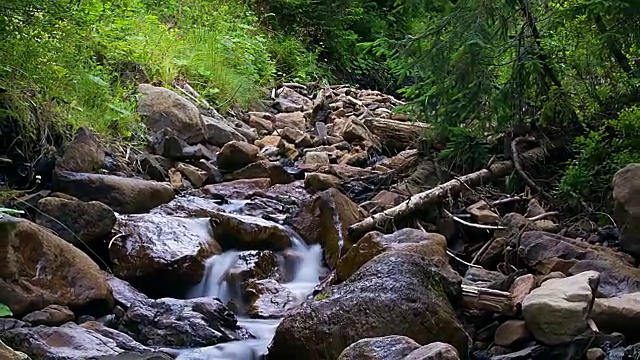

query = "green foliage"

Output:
[[0, 207, 24, 215], [438, 127, 490, 174], [0, 303, 12, 317]]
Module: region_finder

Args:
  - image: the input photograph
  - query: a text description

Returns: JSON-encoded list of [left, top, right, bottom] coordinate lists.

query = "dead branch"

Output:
[[444, 209, 507, 230], [511, 137, 553, 200], [527, 211, 559, 221], [462, 285, 513, 313]]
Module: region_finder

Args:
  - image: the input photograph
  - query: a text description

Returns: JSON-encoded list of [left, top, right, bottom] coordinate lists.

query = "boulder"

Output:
[[210, 212, 293, 251], [35, 197, 115, 246], [56, 126, 105, 173], [246, 279, 296, 318], [338, 336, 420, 360], [342, 118, 380, 150], [268, 252, 470, 360], [217, 141, 261, 171], [202, 116, 247, 147], [288, 188, 367, 269], [273, 87, 313, 112], [224, 250, 285, 285], [0, 217, 114, 317], [53, 171, 174, 214], [247, 114, 274, 134], [176, 163, 208, 188], [204, 178, 272, 200], [255, 135, 283, 149], [225, 160, 294, 185], [110, 214, 221, 296], [22, 305, 74, 326], [150, 195, 224, 218], [137, 84, 206, 144], [103, 273, 150, 310], [274, 112, 306, 132], [591, 292, 640, 341], [522, 271, 599, 345], [0, 340, 30, 360], [116, 297, 250, 348], [493, 320, 530, 347], [360, 190, 408, 213], [138, 154, 171, 182], [613, 164, 640, 257], [404, 343, 460, 360]]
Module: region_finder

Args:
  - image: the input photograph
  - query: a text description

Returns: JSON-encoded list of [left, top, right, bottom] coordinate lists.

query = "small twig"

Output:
[[444, 209, 507, 230], [527, 211, 559, 221], [447, 249, 484, 269], [490, 196, 530, 207], [108, 233, 126, 250], [511, 137, 553, 200], [472, 236, 499, 265]]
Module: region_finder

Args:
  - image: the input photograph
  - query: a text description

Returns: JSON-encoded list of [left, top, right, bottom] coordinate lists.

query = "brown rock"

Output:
[[510, 274, 536, 310], [138, 154, 171, 181], [466, 201, 500, 225], [225, 160, 294, 185], [404, 342, 461, 360], [339, 148, 368, 167], [613, 164, 640, 256], [217, 141, 261, 171], [53, 171, 175, 214], [361, 190, 407, 213], [103, 272, 150, 309], [248, 114, 274, 133], [280, 127, 306, 145], [22, 305, 74, 326], [204, 178, 272, 199], [274, 112, 306, 132], [591, 292, 640, 341], [210, 212, 292, 251], [176, 163, 208, 188], [56, 127, 105, 173], [0, 217, 114, 317], [342, 118, 380, 150], [304, 172, 341, 191], [477, 237, 508, 269], [337, 336, 420, 360], [376, 150, 417, 170], [586, 348, 606, 360], [255, 135, 283, 148], [246, 279, 296, 318], [494, 320, 530, 346], [0, 340, 29, 360], [302, 151, 330, 169]]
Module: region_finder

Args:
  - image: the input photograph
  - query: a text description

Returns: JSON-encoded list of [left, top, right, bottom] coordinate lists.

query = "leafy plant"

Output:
[[0, 303, 12, 317]]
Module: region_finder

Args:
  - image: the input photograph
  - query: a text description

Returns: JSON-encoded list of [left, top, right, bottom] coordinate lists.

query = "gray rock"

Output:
[[202, 116, 247, 147], [405, 342, 460, 360], [22, 305, 74, 326], [613, 163, 640, 257], [337, 335, 420, 360]]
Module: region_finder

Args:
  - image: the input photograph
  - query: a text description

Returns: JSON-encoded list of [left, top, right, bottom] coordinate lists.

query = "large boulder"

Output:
[[116, 297, 250, 348], [613, 164, 640, 257], [0, 217, 114, 317], [288, 188, 367, 269], [137, 84, 206, 144], [56, 126, 105, 173], [216, 141, 261, 171], [522, 271, 599, 345], [337, 336, 420, 360], [35, 197, 116, 246], [267, 252, 470, 360], [110, 214, 221, 296], [202, 116, 247, 147], [591, 292, 640, 342], [0, 340, 30, 360], [53, 171, 174, 214], [209, 212, 293, 251]]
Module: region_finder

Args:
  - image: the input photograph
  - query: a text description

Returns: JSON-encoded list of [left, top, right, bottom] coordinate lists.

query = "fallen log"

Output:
[[362, 117, 430, 152], [462, 285, 513, 313], [348, 143, 558, 240]]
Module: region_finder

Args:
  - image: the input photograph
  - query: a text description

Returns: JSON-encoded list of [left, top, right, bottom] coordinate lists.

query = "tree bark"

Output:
[[593, 14, 634, 76], [362, 117, 430, 153]]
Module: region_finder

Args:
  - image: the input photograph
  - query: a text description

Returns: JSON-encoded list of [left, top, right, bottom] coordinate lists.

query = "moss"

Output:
[[314, 291, 330, 301]]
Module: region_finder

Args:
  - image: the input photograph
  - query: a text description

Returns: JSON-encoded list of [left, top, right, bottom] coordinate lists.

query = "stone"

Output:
[[0, 216, 114, 317], [255, 135, 282, 148], [466, 201, 500, 225], [202, 116, 247, 147], [217, 141, 261, 171], [150, 195, 224, 217], [280, 127, 306, 144], [335, 229, 458, 284], [204, 178, 272, 200], [337, 336, 420, 360], [53, 171, 174, 214], [342, 118, 380, 149], [247, 114, 274, 134], [225, 160, 294, 185], [110, 214, 221, 296], [302, 151, 330, 169], [92, 352, 173, 360], [34, 197, 116, 246], [304, 172, 341, 191], [267, 252, 469, 360], [404, 342, 461, 360], [196, 159, 223, 184], [56, 126, 105, 173], [246, 279, 296, 318], [22, 305, 74, 326], [273, 87, 313, 113], [274, 112, 306, 132], [494, 320, 530, 347], [477, 237, 508, 270], [0, 319, 29, 332], [490, 345, 548, 360], [522, 270, 599, 345], [361, 190, 407, 213], [223, 250, 285, 287], [288, 188, 367, 269], [117, 297, 250, 348], [103, 273, 150, 309], [339, 148, 369, 167], [613, 164, 640, 257], [509, 274, 536, 310], [137, 84, 206, 144], [226, 116, 259, 144], [0, 340, 30, 360], [176, 163, 208, 188], [586, 348, 605, 360], [138, 154, 171, 182], [210, 212, 292, 251], [591, 292, 640, 341]]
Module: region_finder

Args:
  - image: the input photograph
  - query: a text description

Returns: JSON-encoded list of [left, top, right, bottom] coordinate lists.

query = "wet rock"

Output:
[[150, 195, 224, 217], [335, 229, 457, 284], [117, 297, 250, 348], [268, 252, 470, 360], [92, 352, 173, 360], [337, 335, 420, 360], [522, 270, 599, 345], [56, 126, 105, 173], [255, 180, 312, 205], [54, 171, 174, 214], [202, 116, 247, 147], [210, 212, 292, 251], [466, 201, 500, 225], [405, 342, 460, 360], [613, 163, 640, 257], [494, 320, 530, 347], [176, 163, 208, 188], [22, 305, 74, 326], [110, 214, 221, 294], [225, 160, 294, 185], [204, 178, 272, 199], [137, 84, 206, 144], [591, 292, 640, 341], [246, 279, 296, 318], [1, 322, 151, 359], [0, 217, 114, 317], [288, 188, 367, 269], [0, 340, 30, 360], [103, 273, 150, 309], [35, 197, 115, 246], [217, 141, 261, 171], [274, 112, 306, 132], [225, 250, 284, 286], [304, 172, 341, 191]]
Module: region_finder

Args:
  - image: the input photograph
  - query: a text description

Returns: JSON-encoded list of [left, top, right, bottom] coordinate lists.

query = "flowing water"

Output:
[[176, 202, 324, 360]]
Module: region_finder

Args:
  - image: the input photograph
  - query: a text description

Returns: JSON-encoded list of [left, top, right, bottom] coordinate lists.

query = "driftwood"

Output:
[[362, 117, 430, 152], [348, 143, 558, 240], [462, 285, 513, 313]]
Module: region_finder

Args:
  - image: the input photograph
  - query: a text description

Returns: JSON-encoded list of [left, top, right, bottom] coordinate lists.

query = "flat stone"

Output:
[[494, 320, 530, 347]]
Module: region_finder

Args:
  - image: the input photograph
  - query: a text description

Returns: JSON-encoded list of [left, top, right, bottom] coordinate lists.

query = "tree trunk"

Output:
[[363, 117, 430, 153]]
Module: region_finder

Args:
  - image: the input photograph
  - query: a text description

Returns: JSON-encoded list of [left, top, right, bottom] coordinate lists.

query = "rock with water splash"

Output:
[[268, 252, 470, 360], [116, 297, 251, 348], [246, 279, 296, 318], [110, 214, 221, 296], [225, 251, 285, 285], [210, 212, 293, 251], [337, 335, 420, 360]]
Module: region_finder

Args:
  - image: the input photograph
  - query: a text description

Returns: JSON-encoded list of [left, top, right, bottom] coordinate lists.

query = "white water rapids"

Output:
[[175, 202, 323, 360]]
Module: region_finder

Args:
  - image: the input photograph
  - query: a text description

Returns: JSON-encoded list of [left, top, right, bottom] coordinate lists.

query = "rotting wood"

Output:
[[462, 285, 513, 313], [362, 117, 430, 152], [348, 143, 559, 240]]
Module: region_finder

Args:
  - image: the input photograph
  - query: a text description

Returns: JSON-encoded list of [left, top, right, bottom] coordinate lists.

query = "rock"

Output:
[[509, 274, 536, 310], [225, 160, 294, 185], [302, 151, 330, 169], [138, 154, 171, 181], [477, 236, 508, 269], [196, 159, 224, 184], [335, 229, 457, 284], [224, 250, 285, 287], [404, 342, 461, 360], [0, 217, 114, 317], [117, 297, 250, 347], [1, 322, 152, 359], [361, 190, 407, 213], [288, 188, 367, 269], [246, 279, 296, 318], [34, 197, 115, 246], [0, 340, 30, 360], [210, 212, 292, 251], [494, 320, 530, 347], [274, 112, 306, 132], [522, 270, 599, 345], [268, 252, 469, 360], [342, 118, 380, 149], [217, 141, 261, 171], [22, 305, 74, 326], [53, 171, 174, 214], [337, 336, 420, 360], [0, 319, 29, 332], [613, 164, 640, 257], [137, 84, 206, 144], [304, 172, 341, 191], [466, 201, 500, 225], [247, 114, 274, 134], [273, 87, 313, 112], [92, 352, 173, 360], [150, 195, 224, 217], [489, 345, 548, 360], [586, 348, 605, 360], [56, 126, 105, 173], [202, 116, 247, 147], [225, 116, 259, 143], [280, 127, 306, 145], [176, 163, 208, 188], [255, 135, 282, 148], [103, 273, 150, 309], [591, 292, 640, 341], [110, 214, 221, 296], [204, 178, 272, 199]]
